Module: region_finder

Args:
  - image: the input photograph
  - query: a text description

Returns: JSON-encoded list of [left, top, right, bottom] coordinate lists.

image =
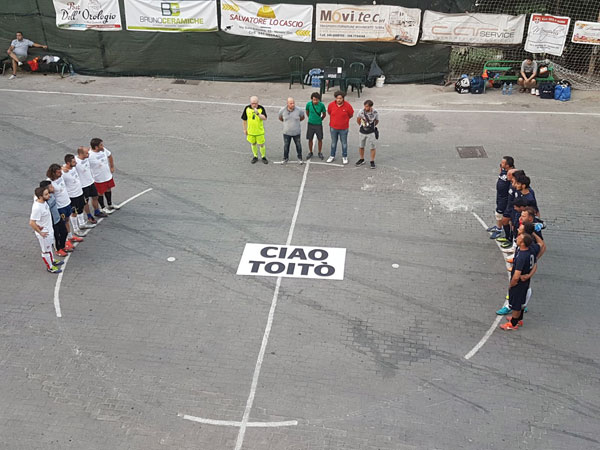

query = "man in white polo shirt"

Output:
[[29, 186, 63, 273], [76, 146, 106, 220], [88, 138, 119, 214], [6, 31, 47, 80], [63, 153, 96, 234]]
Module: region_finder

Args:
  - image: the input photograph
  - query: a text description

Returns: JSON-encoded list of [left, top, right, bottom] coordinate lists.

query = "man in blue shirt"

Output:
[[488, 156, 514, 239]]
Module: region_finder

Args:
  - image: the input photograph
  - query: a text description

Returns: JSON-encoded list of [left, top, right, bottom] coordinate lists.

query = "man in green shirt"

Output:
[[305, 92, 327, 160], [241, 96, 268, 164]]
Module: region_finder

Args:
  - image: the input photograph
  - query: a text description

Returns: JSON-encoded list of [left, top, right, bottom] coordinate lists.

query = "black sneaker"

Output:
[[307, 152, 313, 160], [370, 161, 376, 169], [281, 158, 289, 164], [262, 157, 268, 164], [355, 159, 365, 166], [318, 153, 324, 160], [251, 157, 258, 164]]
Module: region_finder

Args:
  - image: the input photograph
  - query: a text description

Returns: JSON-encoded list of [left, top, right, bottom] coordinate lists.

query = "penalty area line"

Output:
[[178, 414, 297, 428]]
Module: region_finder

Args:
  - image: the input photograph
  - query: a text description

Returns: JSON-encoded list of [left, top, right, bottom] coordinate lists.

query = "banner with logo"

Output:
[[315, 4, 420, 45], [53, 0, 122, 30], [124, 0, 218, 32], [220, 1, 313, 42], [421, 11, 525, 45], [572, 21, 600, 46], [524, 14, 571, 56]]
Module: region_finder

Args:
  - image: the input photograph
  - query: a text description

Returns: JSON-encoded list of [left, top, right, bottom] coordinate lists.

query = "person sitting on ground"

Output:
[[517, 56, 538, 94], [6, 31, 47, 80]]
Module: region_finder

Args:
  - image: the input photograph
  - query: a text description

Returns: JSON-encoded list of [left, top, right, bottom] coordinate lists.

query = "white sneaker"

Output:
[[326, 156, 335, 163], [531, 88, 536, 95], [8, 74, 16, 80], [17, 61, 23, 66], [102, 207, 114, 215], [342, 157, 348, 165], [535, 89, 540, 96], [108, 204, 120, 210], [299, 159, 304, 165], [85, 221, 97, 228]]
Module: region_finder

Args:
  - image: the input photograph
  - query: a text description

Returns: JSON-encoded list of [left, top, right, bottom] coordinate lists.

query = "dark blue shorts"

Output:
[[509, 282, 529, 311], [58, 205, 72, 220], [496, 197, 508, 214]]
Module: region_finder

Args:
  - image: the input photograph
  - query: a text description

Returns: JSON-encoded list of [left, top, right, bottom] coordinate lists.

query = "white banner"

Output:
[[524, 14, 571, 56], [53, 0, 122, 31], [572, 20, 600, 46], [421, 11, 525, 45], [315, 4, 421, 45], [221, 1, 313, 42], [125, 0, 217, 32], [237, 243, 346, 280]]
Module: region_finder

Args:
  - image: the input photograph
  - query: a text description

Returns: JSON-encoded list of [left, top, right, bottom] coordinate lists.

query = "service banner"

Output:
[[125, 0, 218, 32], [572, 21, 600, 46], [220, 1, 313, 42], [53, 0, 122, 30], [315, 4, 421, 45], [420, 11, 525, 45], [524, 14, 571, 56]]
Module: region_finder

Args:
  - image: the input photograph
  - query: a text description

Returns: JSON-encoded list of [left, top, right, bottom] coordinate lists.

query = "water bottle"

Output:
[[508, 83, 513, 95], [69, 63, 75, 76], [502, 83, 507, 95]]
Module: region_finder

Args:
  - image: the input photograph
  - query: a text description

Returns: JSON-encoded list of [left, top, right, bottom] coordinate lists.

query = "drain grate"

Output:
[[172, 79, 200, 85], [456, 146, 487, 158]]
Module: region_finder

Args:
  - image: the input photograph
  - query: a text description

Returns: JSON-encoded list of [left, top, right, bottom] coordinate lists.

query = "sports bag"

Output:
[[470, 76, 485, 94], [539, 82, 555, 99], [455, 76, 470, 94], [554, 80, 571, 102]]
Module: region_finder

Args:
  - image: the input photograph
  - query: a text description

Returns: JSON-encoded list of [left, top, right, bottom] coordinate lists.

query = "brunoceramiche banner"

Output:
[[315, 4, 421, 45], [220, 1, 313, 42], [124, 0, 218, 32], [572, 20, 600, 46], [524, 14, 571, 56], [420, 11, 525, 45], [53, 0, 122, 30]]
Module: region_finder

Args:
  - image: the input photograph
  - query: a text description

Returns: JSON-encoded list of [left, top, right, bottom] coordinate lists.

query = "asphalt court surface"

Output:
[[1, 75, 600, 449]]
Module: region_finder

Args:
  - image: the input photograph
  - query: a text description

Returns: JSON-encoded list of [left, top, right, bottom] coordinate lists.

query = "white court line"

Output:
[[233, 159, 311, 450], [2, 88, 600, 117], [464, 212, 512, 360], [53, 188, 153, 318], [178, 414, 298, 428]]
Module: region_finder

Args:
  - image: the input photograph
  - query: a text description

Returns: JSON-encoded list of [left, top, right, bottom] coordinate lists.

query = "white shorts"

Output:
[[36, 233, 55, 253], [359, 132, 377, 150]]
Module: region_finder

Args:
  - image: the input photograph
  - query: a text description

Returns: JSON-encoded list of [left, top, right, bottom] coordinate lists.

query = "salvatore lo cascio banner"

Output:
[[421, 11, 526, 45], [220, 1, 313, 42], [125, 0, 218, 32], [572, 21, 600, 46], [315, 4, 421, 45], [524, 14, 571, 56], [53, 0, 122, 30]]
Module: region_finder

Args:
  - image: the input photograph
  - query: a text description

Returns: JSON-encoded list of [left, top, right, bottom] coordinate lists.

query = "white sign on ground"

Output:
[[237, 243, 346, 280], [315, 4, 421, 45], [125, 0, 218, 32], [221, 1, 313, 42], [572, 21, 600, 46], [524, 13, 571, 56], [53, 0, 122, 30], [420, 11, 525, 45]]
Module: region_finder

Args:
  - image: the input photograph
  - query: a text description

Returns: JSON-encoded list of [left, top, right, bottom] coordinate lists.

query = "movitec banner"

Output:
[[124, 0, 218, 32], [420, 11, 525, 45], [524, 14, 571, 56], [220, 0, 313, 42], [315, 4, 421, 45], [572, 21, 600, 46], [53, 0, 122, 30]]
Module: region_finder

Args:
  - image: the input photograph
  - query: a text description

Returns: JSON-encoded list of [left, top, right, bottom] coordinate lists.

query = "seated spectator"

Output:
[[517, 56, 538, 94], [6, 31, 47, 80]]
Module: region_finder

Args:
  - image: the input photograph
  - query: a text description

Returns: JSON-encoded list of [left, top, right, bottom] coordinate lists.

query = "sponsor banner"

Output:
[[524, 14, 571, 56], [237, 243, 346, 280], [572, 21, 600, 46], [125, 0, 218, 32], [53, 0, 122, 30], [315, 4, 421, 45], [421, 11, 525, 45], [221, 1, 313, 42]]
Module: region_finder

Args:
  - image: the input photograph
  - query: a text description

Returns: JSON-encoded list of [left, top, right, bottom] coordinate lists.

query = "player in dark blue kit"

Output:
[[513, 174, 538, 213], [488, 156, 514, 239], [497, 169, 524, 248]]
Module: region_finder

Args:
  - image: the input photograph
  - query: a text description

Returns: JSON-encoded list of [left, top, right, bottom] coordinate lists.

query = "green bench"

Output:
[[483, 60, 555, 85]]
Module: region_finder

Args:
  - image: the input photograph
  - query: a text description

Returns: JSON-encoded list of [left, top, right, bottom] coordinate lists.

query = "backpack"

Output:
[[306, 68, 322, 87], [554, 80, 571, 102], [539, 82, 555, 99], [455, 76, 470, 94], [537, 64, 550, 78], [470, 76, 485, 94]]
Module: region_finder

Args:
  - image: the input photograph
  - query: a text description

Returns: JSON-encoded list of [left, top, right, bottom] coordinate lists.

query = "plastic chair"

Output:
[[345, 62, 365, 97], [327, 57, 346, 90], [289, 55, 304, 89]]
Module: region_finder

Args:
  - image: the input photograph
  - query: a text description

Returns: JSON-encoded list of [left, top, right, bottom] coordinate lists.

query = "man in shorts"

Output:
[[241, 96, 268, 164], [487, 156, 514, 239], [305, 92, 326, 160], [517, 56, 538, 94], [327, 91, 354, 165], [88, 138, 119, 214], [29, 186, 63, 273], [497, 169, 524, 249], [39, 180, 69, 257], [47, 163, 83, 247], [76, 146, 106, 220], [6, 31, 47, 80], [355, 100, 379, 169], [63, 154, 96, 234], [278, 97, 305, 164]]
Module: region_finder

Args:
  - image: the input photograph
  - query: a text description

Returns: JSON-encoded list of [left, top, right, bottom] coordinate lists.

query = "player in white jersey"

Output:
[[76, 146, 106, 220], [47, 163, 83, 247], [88, 138, 119, 214], [63, 154, 96, 233], [29, 186, 64, 273]]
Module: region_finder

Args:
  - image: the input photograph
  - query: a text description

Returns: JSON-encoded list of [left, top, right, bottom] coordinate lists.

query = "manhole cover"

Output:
[[172, 79, 200, 85], [173, 79, 187, 84], [456, 146, 487, 158]]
